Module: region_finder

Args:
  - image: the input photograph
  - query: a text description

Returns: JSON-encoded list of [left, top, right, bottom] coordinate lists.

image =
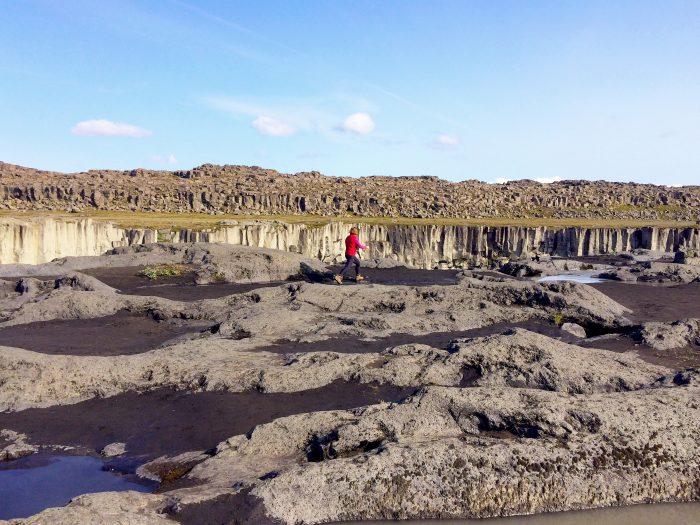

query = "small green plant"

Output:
[[156, 231, 171, 243], [553, 312, 565, 326], [138, 264, 187, 280]]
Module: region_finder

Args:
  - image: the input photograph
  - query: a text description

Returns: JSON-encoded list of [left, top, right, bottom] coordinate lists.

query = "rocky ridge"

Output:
[[2, 161, 699, 221]]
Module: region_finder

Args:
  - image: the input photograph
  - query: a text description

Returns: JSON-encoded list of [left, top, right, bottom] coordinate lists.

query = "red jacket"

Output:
[[345, 233, 367, 257]]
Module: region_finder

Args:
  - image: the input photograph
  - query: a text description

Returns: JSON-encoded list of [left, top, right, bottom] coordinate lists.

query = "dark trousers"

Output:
[[340, 255, 361, 277]]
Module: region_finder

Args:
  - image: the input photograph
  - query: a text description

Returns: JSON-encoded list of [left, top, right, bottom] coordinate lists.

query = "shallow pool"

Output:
[[538, 272, 604, 284], [0, 454, 153, 519]]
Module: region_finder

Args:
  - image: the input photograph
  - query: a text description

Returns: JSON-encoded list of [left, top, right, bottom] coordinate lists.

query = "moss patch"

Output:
[[138, 264, 189, 280]]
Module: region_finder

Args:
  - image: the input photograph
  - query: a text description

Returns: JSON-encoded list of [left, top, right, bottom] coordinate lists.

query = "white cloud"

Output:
[[492, 176, 563, 184], [151, 153, 178, 165], [252, 116, 296, 137], [339, 112, 375, 135], [437, 133, 459, 146], [203, 96, 379, 138], [534, 176, 562, 184], [430, 133, 460, 150], [203, 96, 325, 134], [71, 119, 152, 138]]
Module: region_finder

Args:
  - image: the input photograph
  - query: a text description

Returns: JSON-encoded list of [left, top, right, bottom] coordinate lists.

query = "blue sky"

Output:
[[1, 0, 698, 184]]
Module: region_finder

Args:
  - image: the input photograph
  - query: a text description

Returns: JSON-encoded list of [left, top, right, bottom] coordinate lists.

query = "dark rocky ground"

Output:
[[0, 311, 215, 356]]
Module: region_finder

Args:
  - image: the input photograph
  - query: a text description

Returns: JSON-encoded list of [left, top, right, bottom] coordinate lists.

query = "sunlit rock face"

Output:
[[0, 218, 156, 265], [159, 222, 700, 268], [1, 217, 698, 267]]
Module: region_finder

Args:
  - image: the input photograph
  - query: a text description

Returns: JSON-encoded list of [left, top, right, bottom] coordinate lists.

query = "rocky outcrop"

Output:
[[12, 379, 699, 524], [0, 253, 631, 410], [2, 161, 700, 221], [600, 261, 700, 283], [243, 383, 700, 523], [2, 217, 699, 267], [0, 429, 37, 460], [635, 319, 700, 350]]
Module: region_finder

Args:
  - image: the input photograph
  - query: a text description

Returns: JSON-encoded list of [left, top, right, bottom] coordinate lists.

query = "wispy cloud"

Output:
[[429, 133, 460, 150], [203, 96, 322, 133], [492, 176, 563, 184], [168, 0, 303, 57], [72, 119, 152, 138], [369, 84, 469, 131], [151, 153, 178, 165], [252, 116, 296, 137], [203, 95, 378, 139], [338, 112, 375, 135], [298, 151, 323, 159]]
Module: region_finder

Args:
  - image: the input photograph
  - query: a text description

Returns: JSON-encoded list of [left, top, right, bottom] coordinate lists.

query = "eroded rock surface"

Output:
[[0, 245, 698, 524], [0, 429, 37, 461], [635, 319, 700, 350]]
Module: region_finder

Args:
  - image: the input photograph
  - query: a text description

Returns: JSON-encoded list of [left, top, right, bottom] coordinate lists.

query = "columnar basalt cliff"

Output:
[[1, 162, 699, 221], [2, 217, 698, 266]]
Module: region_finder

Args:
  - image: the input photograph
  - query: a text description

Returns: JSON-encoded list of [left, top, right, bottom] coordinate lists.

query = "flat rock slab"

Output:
[[592, 282, 700, 322], [83, 266, 284, 301], [265, 319, 581, 354], [0, 381, 415, 460], [329, 266, 461, 286], [0, 311, 214, 356]]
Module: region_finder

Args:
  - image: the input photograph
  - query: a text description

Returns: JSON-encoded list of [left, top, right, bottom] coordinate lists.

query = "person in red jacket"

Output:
[[335, 227, 368, 284]]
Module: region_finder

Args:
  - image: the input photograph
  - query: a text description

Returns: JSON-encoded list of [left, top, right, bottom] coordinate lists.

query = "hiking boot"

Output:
[[356, 275, 365, 282], [334, 274, 343, 285]]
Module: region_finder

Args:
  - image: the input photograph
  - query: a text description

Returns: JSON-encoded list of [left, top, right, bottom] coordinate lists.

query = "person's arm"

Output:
[[355, 235, 368, 250]]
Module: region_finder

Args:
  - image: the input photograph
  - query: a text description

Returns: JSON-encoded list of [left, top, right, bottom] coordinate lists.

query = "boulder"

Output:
[[100, 442, 127, 457], [560, 322, 587, 338], [635, 319, 700, 350]]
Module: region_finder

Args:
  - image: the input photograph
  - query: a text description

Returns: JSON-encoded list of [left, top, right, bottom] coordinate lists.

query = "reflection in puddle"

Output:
[[0, 454, 154, 519], [539, 272, 604, 284]]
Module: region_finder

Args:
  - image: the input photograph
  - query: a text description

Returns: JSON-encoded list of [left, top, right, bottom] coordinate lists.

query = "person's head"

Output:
[[350, 227, 359, 235]]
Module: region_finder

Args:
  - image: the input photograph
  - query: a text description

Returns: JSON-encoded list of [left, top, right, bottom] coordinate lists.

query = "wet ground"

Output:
[[265, 319, 580, 354], [0, 381, 415, 461], [592, 281, 700, 322], [580, 334, 700, 369], [329, 266, 462, 286], [0, 310, 215, 356], [0, 454, 154, 520], [83, 265, 284, 301], [79, 265, 462, 301], [581, 280, 700, 368]]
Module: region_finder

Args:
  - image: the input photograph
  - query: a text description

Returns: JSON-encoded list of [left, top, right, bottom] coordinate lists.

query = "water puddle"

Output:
[[0, 454, 154, 520], [538, 271, 604, 284]]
